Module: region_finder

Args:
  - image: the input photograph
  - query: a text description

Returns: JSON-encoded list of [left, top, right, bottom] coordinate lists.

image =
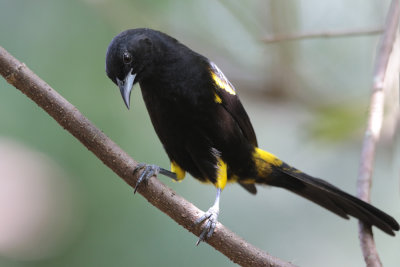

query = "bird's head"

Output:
[[105, 28, 161, 109]]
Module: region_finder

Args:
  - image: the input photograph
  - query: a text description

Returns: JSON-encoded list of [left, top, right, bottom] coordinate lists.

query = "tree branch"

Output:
[[0, 46, 296, 267], [356, 1, 400, 266], [261, 28, 383, 44]]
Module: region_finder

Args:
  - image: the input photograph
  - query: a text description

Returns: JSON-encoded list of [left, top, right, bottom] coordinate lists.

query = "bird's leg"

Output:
[[133, 163, 177, 193], [194, 187, 221, 245], [159, 168, 178, 180]]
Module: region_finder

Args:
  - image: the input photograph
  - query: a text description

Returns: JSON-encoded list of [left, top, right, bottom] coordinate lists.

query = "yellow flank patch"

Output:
[[171, 161, 186, 181], [215, 158, 228, 190], [211, 71, 236, 95], [252, 147, 283, 177], [214, 93, 222, 103]]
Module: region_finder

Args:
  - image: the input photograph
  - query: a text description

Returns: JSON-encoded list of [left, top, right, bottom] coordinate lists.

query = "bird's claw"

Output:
[[133, 163, 160, 193], [194, 206, 219, 245]]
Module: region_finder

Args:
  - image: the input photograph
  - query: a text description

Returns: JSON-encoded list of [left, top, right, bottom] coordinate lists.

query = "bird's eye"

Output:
[[122, 52, 132, 64]]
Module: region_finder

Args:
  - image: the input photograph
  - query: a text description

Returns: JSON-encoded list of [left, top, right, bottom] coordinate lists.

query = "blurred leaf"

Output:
[[306, 102, 366, 142]]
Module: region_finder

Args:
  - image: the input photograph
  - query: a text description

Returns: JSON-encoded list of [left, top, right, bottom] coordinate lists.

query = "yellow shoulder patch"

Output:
[[210, 61, 236, 96], [171, 161, 186, 181], [214, 92, 222, 103]]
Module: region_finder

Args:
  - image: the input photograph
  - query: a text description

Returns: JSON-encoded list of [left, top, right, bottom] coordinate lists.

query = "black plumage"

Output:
[[105, 28, 399, 242]]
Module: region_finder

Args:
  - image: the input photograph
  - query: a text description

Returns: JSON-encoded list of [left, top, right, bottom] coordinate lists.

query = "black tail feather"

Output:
[[262, 163, 399, 236]]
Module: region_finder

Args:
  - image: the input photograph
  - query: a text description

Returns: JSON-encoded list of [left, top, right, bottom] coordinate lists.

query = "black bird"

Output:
[[105, 28, 399, 244]]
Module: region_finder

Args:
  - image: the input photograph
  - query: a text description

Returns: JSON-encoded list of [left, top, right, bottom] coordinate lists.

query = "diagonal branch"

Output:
[[261, 28, 383, 44], [0, 46, 295, 267], [356, 1, 400, 266]]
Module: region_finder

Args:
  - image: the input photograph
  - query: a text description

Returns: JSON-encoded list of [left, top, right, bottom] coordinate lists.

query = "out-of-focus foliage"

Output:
[[0, 0, 398, 267], [306, 102, 366, 142]]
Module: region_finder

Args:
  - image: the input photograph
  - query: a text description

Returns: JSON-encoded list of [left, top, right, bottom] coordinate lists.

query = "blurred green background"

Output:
[[0, 0, 399, 266]]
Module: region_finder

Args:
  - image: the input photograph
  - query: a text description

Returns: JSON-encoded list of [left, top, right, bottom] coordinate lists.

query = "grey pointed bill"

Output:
[[116, 69, 136, 109]]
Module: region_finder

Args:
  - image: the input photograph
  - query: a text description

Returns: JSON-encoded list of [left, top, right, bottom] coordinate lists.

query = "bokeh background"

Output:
[[0, 0, 399, 266]]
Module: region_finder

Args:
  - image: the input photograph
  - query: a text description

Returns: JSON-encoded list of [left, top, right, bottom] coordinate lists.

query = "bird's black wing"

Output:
[[209, 61, 258, 147], [209, 61, 258, 194]]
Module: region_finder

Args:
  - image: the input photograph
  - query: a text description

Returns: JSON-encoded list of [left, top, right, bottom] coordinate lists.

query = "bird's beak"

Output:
[[116, 69, 136, 109]]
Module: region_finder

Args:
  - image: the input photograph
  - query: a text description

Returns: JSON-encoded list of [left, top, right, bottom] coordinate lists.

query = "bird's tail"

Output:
[[252, 147, 399, 235]]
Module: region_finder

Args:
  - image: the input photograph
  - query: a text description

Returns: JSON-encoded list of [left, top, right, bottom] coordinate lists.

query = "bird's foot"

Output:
[[194, 206, 219, 245], [133, 163, 160, 193]]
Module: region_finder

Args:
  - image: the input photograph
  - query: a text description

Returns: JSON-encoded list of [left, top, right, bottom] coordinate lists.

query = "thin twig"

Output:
[[0, 46, 296, 267], [262, 28, 383, 44], [356, 1, 400, 267]]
